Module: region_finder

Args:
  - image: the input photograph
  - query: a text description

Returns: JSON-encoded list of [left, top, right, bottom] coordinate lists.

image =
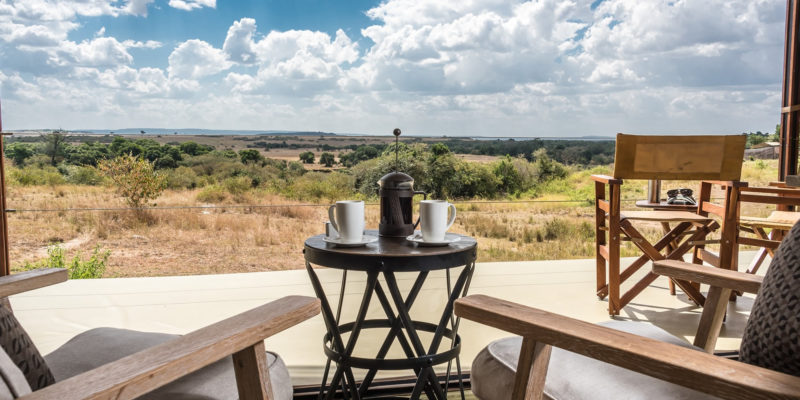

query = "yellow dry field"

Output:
[[6, 160, 781, 277]]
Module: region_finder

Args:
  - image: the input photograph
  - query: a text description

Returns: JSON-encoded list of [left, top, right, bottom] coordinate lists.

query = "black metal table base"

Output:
[[306, 261, 475, 400]]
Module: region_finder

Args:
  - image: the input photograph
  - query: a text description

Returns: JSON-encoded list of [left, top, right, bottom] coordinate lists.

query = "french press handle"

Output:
[[412, 191, 427, 229]]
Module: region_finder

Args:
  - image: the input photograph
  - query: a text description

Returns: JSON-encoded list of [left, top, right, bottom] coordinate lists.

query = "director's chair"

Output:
[[592, 133, 747, 315]]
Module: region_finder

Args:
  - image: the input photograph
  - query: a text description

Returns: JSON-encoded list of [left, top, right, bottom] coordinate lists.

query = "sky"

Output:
[[0, 0, 787, 136]]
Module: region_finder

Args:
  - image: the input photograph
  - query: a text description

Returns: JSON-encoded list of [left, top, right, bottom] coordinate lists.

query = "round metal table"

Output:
[[304, 230, 477, 400]]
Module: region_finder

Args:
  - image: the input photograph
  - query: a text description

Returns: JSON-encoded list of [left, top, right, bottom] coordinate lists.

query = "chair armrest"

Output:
[[701, 180, 748, 188], [454, 295, 800, 400], [590, 174, 622, 184], [0, 269, 68, 298], [20, 295, 320, 400], [653, 260, 762, 294]]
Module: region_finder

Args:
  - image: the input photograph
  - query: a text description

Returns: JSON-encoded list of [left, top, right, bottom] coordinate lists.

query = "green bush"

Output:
[[222, 176, 252, 195], [165, 166, 200, 189], [68, 246, 111, 279], [8, 165, 66, 186], [17, 245, 109, 279], [284, 172, 357, 201], [64, 165, 104, 185], [196, 185, 228, 203]]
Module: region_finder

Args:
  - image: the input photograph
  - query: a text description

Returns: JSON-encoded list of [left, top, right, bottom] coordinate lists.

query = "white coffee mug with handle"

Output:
[[328, 200, 365, 243], [419, 200, 456, 242]]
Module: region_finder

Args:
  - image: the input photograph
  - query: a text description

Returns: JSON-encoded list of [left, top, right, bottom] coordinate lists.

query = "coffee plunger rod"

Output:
[[393, 128, 401, 172]]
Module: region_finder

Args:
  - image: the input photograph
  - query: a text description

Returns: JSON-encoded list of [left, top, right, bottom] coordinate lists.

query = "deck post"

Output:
[[780, 0, 800, 181]]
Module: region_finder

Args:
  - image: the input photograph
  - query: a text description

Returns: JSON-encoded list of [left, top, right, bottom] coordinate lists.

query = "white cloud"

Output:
[[60, 37, 134, 67], [0, 0, 786, 136], [168, 39, 230, 79], [125, 0, 154, 16], [122, 39, 162, 49], [168, 0, 215, 11], [223, 18, 257, 63]]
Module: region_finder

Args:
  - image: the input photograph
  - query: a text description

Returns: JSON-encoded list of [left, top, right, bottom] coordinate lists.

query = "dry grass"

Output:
[[6, 160, 781, 277]]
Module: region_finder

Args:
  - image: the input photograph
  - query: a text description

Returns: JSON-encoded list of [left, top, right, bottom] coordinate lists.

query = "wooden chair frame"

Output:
[[454, 260, 800, 400], [0, 268, 320, 400], [592, 133, 747, 316], [592, 178, 745, 315], [735, 185, 800, 274]]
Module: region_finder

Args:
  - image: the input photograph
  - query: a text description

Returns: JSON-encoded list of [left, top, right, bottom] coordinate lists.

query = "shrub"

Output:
[[68, 246, 110, 279], [319, 152, 335, 167], [99, 155, 167, 207], [196, 185, 228, 203], [8, 165, 66, 186], [222, 176, 252, 195], [17, 245, 109, 279], [64, 165, 104, 185], [284, 172, 356, 201], [299, 151, 315, 164], [165, 166, 200, 189]]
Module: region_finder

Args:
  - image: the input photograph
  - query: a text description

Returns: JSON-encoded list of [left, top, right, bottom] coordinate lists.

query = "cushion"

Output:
[[45, 327, 293, 400], [470, 320, 721, 400], [0, 346, 31, 399], [739, 220, 800, 376], [0, 304, 54, 390]]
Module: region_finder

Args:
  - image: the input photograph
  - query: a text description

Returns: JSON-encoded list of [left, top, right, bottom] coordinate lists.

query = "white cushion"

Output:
[[44, 327, 292, 400], [470, 320, 721, 400]]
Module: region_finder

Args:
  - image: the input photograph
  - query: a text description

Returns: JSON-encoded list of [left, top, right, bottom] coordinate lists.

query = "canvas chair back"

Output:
[[612, 133, 746, 180], [739, 220, 800, 376]]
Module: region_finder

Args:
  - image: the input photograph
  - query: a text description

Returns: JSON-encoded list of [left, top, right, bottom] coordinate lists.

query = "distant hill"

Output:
[[78, 128, 338, 136]]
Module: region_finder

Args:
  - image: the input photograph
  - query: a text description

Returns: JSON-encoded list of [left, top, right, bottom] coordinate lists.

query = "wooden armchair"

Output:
[[456, 221, 800, 400], [592, 133, 746, 315], [0, 268, 320, 400]]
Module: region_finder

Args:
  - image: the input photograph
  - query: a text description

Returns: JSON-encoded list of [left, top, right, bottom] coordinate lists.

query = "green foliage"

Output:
[[42, 132, 68, 166], [222, 176, 252, 195], [319, 152, 335, 167], [299, 151, 315, 164], [339, 145, 380, 167], [4, 143, 36, 166], [18, 245, 109, 279], [64, 165, 104, 185], [68, 246, 111, 279], [8, 165, 66, 186], [179, 141, 214, 156], [284, 172, 357, 201], [239, 149, 264, 164], [99, 155, 167, 207], [165, 166, 200, 189], [196, 185, 228, 203]]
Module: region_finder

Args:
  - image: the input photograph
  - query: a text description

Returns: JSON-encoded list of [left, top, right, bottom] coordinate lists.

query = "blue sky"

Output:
[[0, 0, 787, 136]]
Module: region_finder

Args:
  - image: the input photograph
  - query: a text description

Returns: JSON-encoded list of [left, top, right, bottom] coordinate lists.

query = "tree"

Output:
[[5, 143, 36, 166], [98, 155, 166, 208], [319, 152, 335, 167], [239, 149, 264, 164], [42, 132, 68, 166], [299, 151, 315, 164]]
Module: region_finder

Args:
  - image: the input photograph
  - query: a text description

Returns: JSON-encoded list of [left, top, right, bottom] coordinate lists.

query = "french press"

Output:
[[378, 128, 426, 237]]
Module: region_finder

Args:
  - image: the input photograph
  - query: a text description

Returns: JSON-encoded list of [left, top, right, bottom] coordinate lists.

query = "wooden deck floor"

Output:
[[11, 253, 760, 387]]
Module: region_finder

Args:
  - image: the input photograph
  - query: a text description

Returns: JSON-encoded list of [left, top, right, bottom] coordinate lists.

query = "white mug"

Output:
[[419, 200, 456, 242], [328, 200, 365, 243]]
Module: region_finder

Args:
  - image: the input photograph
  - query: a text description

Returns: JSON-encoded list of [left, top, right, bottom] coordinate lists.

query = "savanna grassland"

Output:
[[3, 132, 780, 277]]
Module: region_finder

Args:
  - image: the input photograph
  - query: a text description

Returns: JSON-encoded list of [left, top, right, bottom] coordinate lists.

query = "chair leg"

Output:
[[233, 341, 273, 400], [513, 337, 552, 400], [693, 286, 732, 353], [595, 181, 608, 299]]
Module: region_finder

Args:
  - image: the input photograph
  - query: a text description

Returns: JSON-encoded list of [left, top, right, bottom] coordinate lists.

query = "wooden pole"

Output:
[[780, 0, 800, 181]]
